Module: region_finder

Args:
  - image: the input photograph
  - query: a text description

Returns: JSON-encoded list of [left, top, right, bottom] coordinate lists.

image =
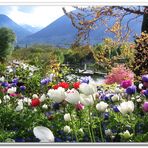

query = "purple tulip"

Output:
[[143, 102, 148, 112], [104, 112, 109, 120], [1, 82, 9, 87], [113, 106, 120, 112], [20, 85, 26, 91], [80, 76, 90, 84], [12, 78, 19, 84], [41, 78, 51, 85], [143, 90, 148, 97], [142, 75, 148, 83], [126, 85, 136, 95]]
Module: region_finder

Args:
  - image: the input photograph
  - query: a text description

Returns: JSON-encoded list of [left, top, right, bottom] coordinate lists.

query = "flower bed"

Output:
[[0, 61, 148, 142]]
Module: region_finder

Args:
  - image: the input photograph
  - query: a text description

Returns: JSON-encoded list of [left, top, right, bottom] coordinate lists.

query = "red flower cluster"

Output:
[[73, 82, 80, 89], [53, 82, 69, 89], [31, 98, 41, 107]]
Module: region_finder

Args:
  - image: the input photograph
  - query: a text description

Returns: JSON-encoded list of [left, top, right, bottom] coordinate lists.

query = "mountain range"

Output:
[[0, 13, 143, 47]]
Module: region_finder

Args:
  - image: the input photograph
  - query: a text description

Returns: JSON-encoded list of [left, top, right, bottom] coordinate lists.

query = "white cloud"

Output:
[[7, 6, 75, 27]]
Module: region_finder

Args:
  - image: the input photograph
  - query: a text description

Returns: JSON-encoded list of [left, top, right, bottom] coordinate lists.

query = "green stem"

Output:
[[71, 114, 79, 142], [99, 120, 104, 142], [89, 107, 95, 142]]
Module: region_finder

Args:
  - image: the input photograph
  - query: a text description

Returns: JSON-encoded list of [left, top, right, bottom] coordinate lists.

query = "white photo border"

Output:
[[0, 0, 148, 146]]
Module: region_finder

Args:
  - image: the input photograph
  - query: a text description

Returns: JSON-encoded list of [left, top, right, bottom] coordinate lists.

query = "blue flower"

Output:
[[15, 138, 25, 142], [104, 112, 109, 120], [52, 103, 60, 110], [1, 82, 8, 87], [143, 90, 148, 97], [12, 78, 19, 84], [55, 137, 63, 142], [113, 106, 120, 112], [41, 78, 51, 85], [80, 76, 91, 84], [126, 85, 136, 95], [142, 74, 148, 82], [20, 85, 26, 91]]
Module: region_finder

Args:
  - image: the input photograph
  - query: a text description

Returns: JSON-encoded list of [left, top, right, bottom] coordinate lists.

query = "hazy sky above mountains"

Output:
[[0, 6, 75, 28]]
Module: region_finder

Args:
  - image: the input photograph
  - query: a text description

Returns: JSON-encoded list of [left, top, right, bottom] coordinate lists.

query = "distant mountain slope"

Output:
[[21, 24, 42, 33], [19, 13, 143, 47], [0, 14, 32, 42]]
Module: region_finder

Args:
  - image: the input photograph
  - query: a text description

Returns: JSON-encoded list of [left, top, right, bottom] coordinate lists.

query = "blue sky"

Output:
[[0, 6, 75, 28]]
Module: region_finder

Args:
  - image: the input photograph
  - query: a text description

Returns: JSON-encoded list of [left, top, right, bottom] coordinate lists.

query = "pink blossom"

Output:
[[105, 65, 134, 85]]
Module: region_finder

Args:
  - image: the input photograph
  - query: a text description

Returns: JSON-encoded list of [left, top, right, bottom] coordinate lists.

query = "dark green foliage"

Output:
[[0, 27, 16, 62]]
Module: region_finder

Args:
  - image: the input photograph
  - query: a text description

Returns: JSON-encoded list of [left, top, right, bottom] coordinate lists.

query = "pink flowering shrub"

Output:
[[104, 64, 134, 85]]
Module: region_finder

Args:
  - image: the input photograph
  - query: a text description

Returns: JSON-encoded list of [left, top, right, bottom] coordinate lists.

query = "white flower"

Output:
[[111, 94, 120, 102], [138, 83, 143, 89], [79, 128, 84, 134], [7, 87, 16, 94], [118, 101, 134, 115], [120, 130, 133, 139], [80, 94, 94, 106], [137, 98, 142, 102], [23, 97, 31, 105], [0, 76, 5, 82], [15, 105, 23, 112], [33, 126, 54, 142], [79, 83, 97, 96], [42, 104, 48, 109], [32, 94, 39, 99], [40, 94, 46, 102], [47, 87, 66, 103], [96, 101, 108, 112], [64, 113, 71, 122], [105, 129, 113, 136], [0, 99, 2, 104], [65, 89, 80, 104], [63, 125, 71, 133], [3, 95, 10, 102]]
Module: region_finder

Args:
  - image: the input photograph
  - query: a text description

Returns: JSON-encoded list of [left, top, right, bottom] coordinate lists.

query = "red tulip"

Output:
[[31, 98, 41, 107], [73, 82, 80, 89], [59, 82, 69, 89], [53, 84, 59, 89]]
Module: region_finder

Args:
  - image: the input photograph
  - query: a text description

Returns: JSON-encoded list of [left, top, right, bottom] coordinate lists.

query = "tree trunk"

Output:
[[142, 7, 148, 33]]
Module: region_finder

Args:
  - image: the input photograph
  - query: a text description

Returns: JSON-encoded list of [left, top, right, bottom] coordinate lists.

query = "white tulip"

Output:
[[118, 101, 134, 115], [120, 130, 133, 139], [136, 98, 142, 103], [80, 94, 94, 106], [64, 113, 71, 122], [23, 97, 31, 105], [105, 129, 113, 136], [40, 94, 46, 102], [42, 104, 48, 109], [79, 83, 97, 96], [0, 76, 5, 82], [33, 126, 54, 142], [7, 87, 16, 94], [79, 128, 84, 134], [15, 105, 23, 112], [96, 101, 108, 112], [47, 87, 66, 103], [65, 89, 80, 104], [111, 94, 120, 102], [3, 95, 10, 102], [64, 125, 71, 133], [32, 94, 39, 99], [138, 83, 143, 89]]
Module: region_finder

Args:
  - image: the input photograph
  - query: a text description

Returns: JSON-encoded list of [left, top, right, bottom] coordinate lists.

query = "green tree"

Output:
[[0, 27, 16, 62]]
